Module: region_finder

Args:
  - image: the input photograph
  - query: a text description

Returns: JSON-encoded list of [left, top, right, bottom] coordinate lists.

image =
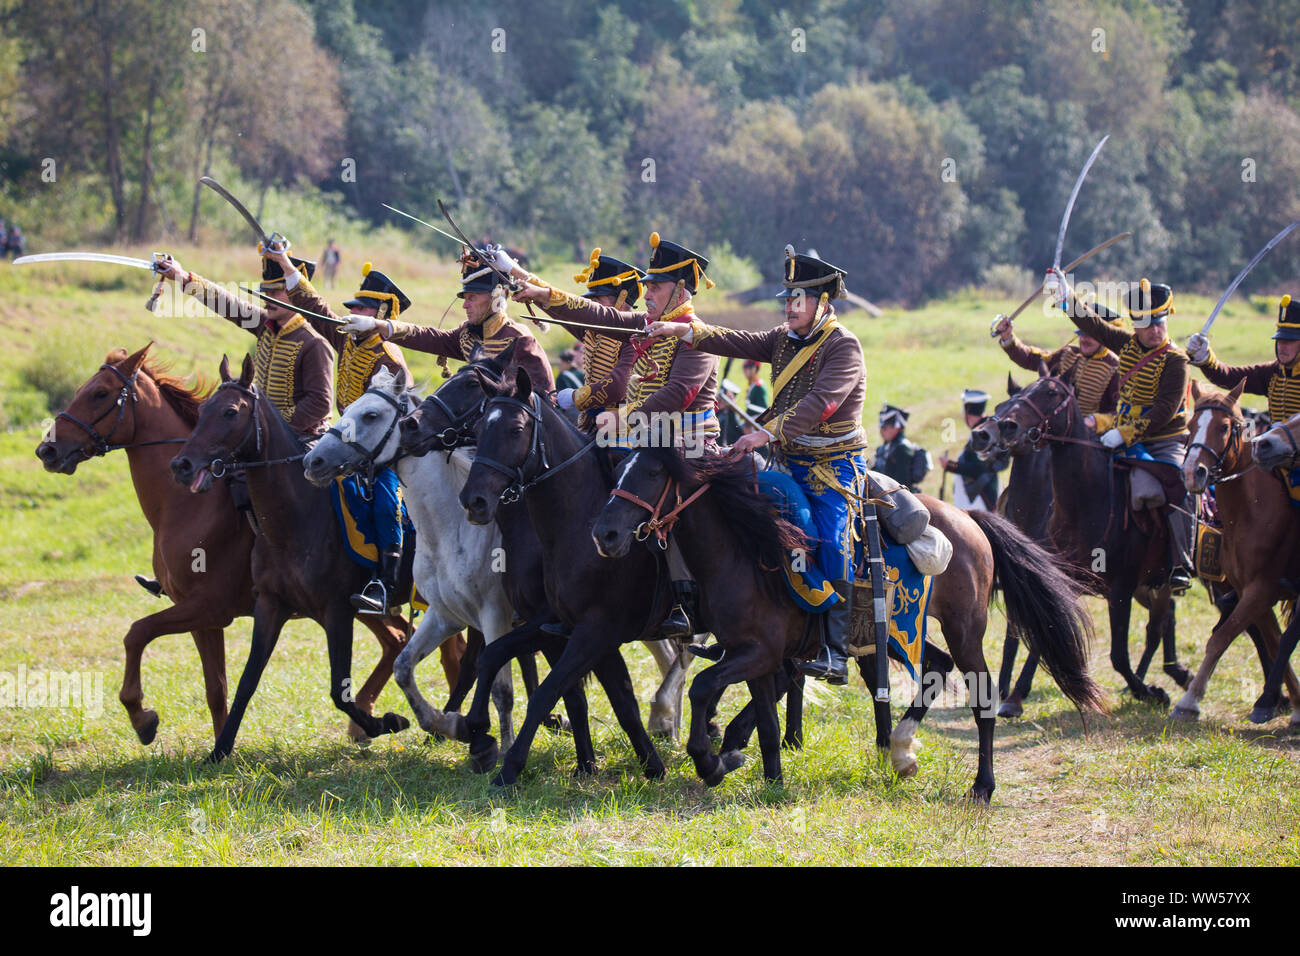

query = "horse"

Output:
[[989, 372, 1191, 705], [397, 343, 691, 740], [452, 364, 695, 787], [971, 373, 1054, 717], [303, 366, 530, 752], [170, 354, 411, 761], [591, 444, 1105, 801], [1173, 380, 1300, 721], [1242, 410, 1300, 724]]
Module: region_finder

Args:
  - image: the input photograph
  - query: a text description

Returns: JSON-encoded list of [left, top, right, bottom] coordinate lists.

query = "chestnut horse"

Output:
[[1175, 381, 1300, 721], [170, 354, 411, 761], [35, 345, 452, 746], [989, 373, 1190, 705], [593, 445, 1105, 801]]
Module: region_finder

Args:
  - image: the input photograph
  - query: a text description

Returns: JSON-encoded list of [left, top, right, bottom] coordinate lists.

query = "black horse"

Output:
[[170, 354, 410, 761]]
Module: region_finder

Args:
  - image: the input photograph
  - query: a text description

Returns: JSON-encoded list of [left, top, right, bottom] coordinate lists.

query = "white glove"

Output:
[[556, 388, 576, 410], [481, 243, 519, 276], [1100, 428, 1124, 449], [1186, 332, 1210, 364], [342, 314, 379, 334]]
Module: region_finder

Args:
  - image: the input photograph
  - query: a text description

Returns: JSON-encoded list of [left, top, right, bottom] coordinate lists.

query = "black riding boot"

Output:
[[1167, 508, 1194, 595], [797, 579, 851, 685], [352, 548, 403, 616], [134, 574, 164, 598], [657, 580, 698, 640]]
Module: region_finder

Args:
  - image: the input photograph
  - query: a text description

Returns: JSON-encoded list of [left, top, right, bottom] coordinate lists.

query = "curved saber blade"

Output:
[[1200, 220, 1300, 336], [14, 251, 155, 269], [1053, 135, 1110, 270], [436, 198, 518, 292], [200, 176, 270, 244], [381, 203, 466, 246], [239, 286, 346, 326], [991, 231, 1132, 335]]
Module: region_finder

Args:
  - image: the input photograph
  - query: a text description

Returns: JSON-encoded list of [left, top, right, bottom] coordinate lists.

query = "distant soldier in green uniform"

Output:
[[941, 389, 1008, 511], [873, 404, 930, 492]]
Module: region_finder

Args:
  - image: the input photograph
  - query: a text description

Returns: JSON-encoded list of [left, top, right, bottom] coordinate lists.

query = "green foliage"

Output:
[[20, 339, 102, 416]]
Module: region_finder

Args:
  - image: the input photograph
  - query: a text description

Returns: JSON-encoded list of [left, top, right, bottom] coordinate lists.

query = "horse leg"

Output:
[[539, 638, 596, 775], [191, 627, 228, 741], [948, 630, 997, 802], [118, 601, 221, 745], [997, 629, 1019, 701], [439, 631, 467, 694], [998, 650, 1039, 719], [684, 646, 773, 787], [889, 647, 958, 778], [444, 628, 483, 713], [350, 613, 408, 740], [391, 609, 462, 737], [1108, 585, 1167, 705], [490, 662, 516, 753], [642, 639, 683, 738], [519, 646, 570, 734], [208, 596, 291, 762], [590, 649, 667, 779], [494, 626, 614, 788], [748, 671, 784, 784], [784, 668, 805, 750], [1173, 582, 1273, 720], [451, 623, 547, 773], [1160, 597, 1191, 689], [326, 605, 409, 740], [1250, 610, 1300, 725], [719, 664, 800, 757]]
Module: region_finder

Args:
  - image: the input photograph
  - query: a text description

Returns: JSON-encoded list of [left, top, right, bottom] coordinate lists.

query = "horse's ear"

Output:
[[1228, 377, 1246, 405], [219, 355, 233, 382], [1037, 360, 1050, 379], [1007, 372, 1021, 397], [239, 353, 254, 386], [470, 366, 494, 395], [105, 347, 129, 365], [515, 365, 532, 402], [1189, 379, 1201, 402], [119, 342, 153, 376]]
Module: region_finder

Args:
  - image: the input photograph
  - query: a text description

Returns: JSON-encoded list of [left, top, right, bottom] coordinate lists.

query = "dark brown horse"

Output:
[[170, 354, 411, 760], [990, 373, 1190, 705]]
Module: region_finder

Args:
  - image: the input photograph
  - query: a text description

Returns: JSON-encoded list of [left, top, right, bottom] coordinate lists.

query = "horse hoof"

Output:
[[346, 720, 370, 744], [644, 760, 667, 781], [541, 713, 571, 735], [707, 721, 722, 741], [1247, 705, 1274, 725], [442, 713, 471, 743], [469, 737, 499, 774], [204, 748, 227, 765], [1164, 664, 1193, 690], [892, 752, 919, 778], [967, 785, 993, 804], [382, 712, 410, 734], [1145, 685, 1170, 709], [135, 711, 160, 746], [1170, 705, 1199, 722], [489, 770, 518, 789], [781, 735, 803, 751], [997, 699, 1024, 719], [572, 762, 597, 778]]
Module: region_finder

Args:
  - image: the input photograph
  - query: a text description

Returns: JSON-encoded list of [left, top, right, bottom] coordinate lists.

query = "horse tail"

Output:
[[968, 509, 1108, 715]]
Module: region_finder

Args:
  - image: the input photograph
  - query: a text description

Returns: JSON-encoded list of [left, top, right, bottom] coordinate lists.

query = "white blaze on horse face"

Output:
[[485, 407, 502, 427], [1184, 409, 1212, 476], [614, 452, 641, 491]]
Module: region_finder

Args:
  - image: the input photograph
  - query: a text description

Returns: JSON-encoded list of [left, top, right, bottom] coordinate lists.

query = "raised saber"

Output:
[[1054, 135, 1109, 271], [14, 251, 174, 312], [381, 203, 466, 246], [200, 176, 288, 253], [238, 285, 347, 325], [1199, 220, 1300, 336], [990, 231, 1131, 336]]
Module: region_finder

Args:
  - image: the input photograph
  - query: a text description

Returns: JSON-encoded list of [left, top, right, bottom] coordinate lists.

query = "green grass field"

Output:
[[1, 245, 1298, 865]]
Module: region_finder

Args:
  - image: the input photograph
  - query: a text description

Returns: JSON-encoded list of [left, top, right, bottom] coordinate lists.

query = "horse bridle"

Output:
[[207, 380, 306, 478], [326, 386, 412, 484], [1186, 403, 1246, 483], [412, 362, 505, 452], [473, 392, 596, 504], [609, 472, 710, 550], [55, 363, 186, 457], [990, 376, 1084, 450]]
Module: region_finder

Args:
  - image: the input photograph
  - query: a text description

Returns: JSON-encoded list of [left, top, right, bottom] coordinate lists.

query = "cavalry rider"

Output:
[[1186, 294, 1300, 434], [993, 300, 1120, 427], [1049, 270, 1194, 592], [941, 390, 1008, 510], [266, 242, 413, 616], [502, 233, 719, 641], [644, 247, 866, 685], [553, 248, 640, 433], [874, 404, 930, 492], [342, 247, 555, 394]]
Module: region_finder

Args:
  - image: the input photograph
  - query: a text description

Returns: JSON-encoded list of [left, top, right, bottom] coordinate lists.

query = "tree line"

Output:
[[3, 0, 1300, 303]]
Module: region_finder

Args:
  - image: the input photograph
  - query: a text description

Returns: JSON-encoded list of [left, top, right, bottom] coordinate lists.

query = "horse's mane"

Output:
[[106, 348, 211, 427], [1192, 381, 1242, 413], [642, 445, 808, 600]]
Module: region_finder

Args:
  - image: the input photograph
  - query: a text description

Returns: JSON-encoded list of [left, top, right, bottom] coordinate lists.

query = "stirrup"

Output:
[[1169, 568, 1192, 596], [657, 605, 693, 641], [350, 580, 389, 616]]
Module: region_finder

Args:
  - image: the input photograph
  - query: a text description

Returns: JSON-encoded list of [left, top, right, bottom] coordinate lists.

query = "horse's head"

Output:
[[399, 340, 517, 456], [991, 373, 1075, 454], [592, 448, 676, 559], [1253, 409, 1300, 471], [171, 354, 258, 493], [36, 344, 152, 474], [459, 363, 541, 525], [1182, 379, 1246, 494], [304, 367, 413, 486]]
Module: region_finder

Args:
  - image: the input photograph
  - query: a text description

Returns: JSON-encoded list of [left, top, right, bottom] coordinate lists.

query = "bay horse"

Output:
[[991, 373, 1190, 705], [170, 354, 411, 761], [592, 445, 1104, 801], [971, 373, 1054, 717], [1175, 380, 1300, 721], [303, 366, 528, 751], [397, 343, 691, 740], [1241, 410, 1300, 725]]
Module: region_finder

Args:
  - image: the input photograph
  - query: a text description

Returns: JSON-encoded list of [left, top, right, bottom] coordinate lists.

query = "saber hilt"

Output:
[[145, 252, 173, 312]]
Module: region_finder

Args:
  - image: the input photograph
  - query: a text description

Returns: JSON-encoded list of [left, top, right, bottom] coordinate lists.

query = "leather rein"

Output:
[[609, 474, 710, 550], [473, 392, 597, 504], [207, 380, 308, 478], [56, 363, 187, 457]]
